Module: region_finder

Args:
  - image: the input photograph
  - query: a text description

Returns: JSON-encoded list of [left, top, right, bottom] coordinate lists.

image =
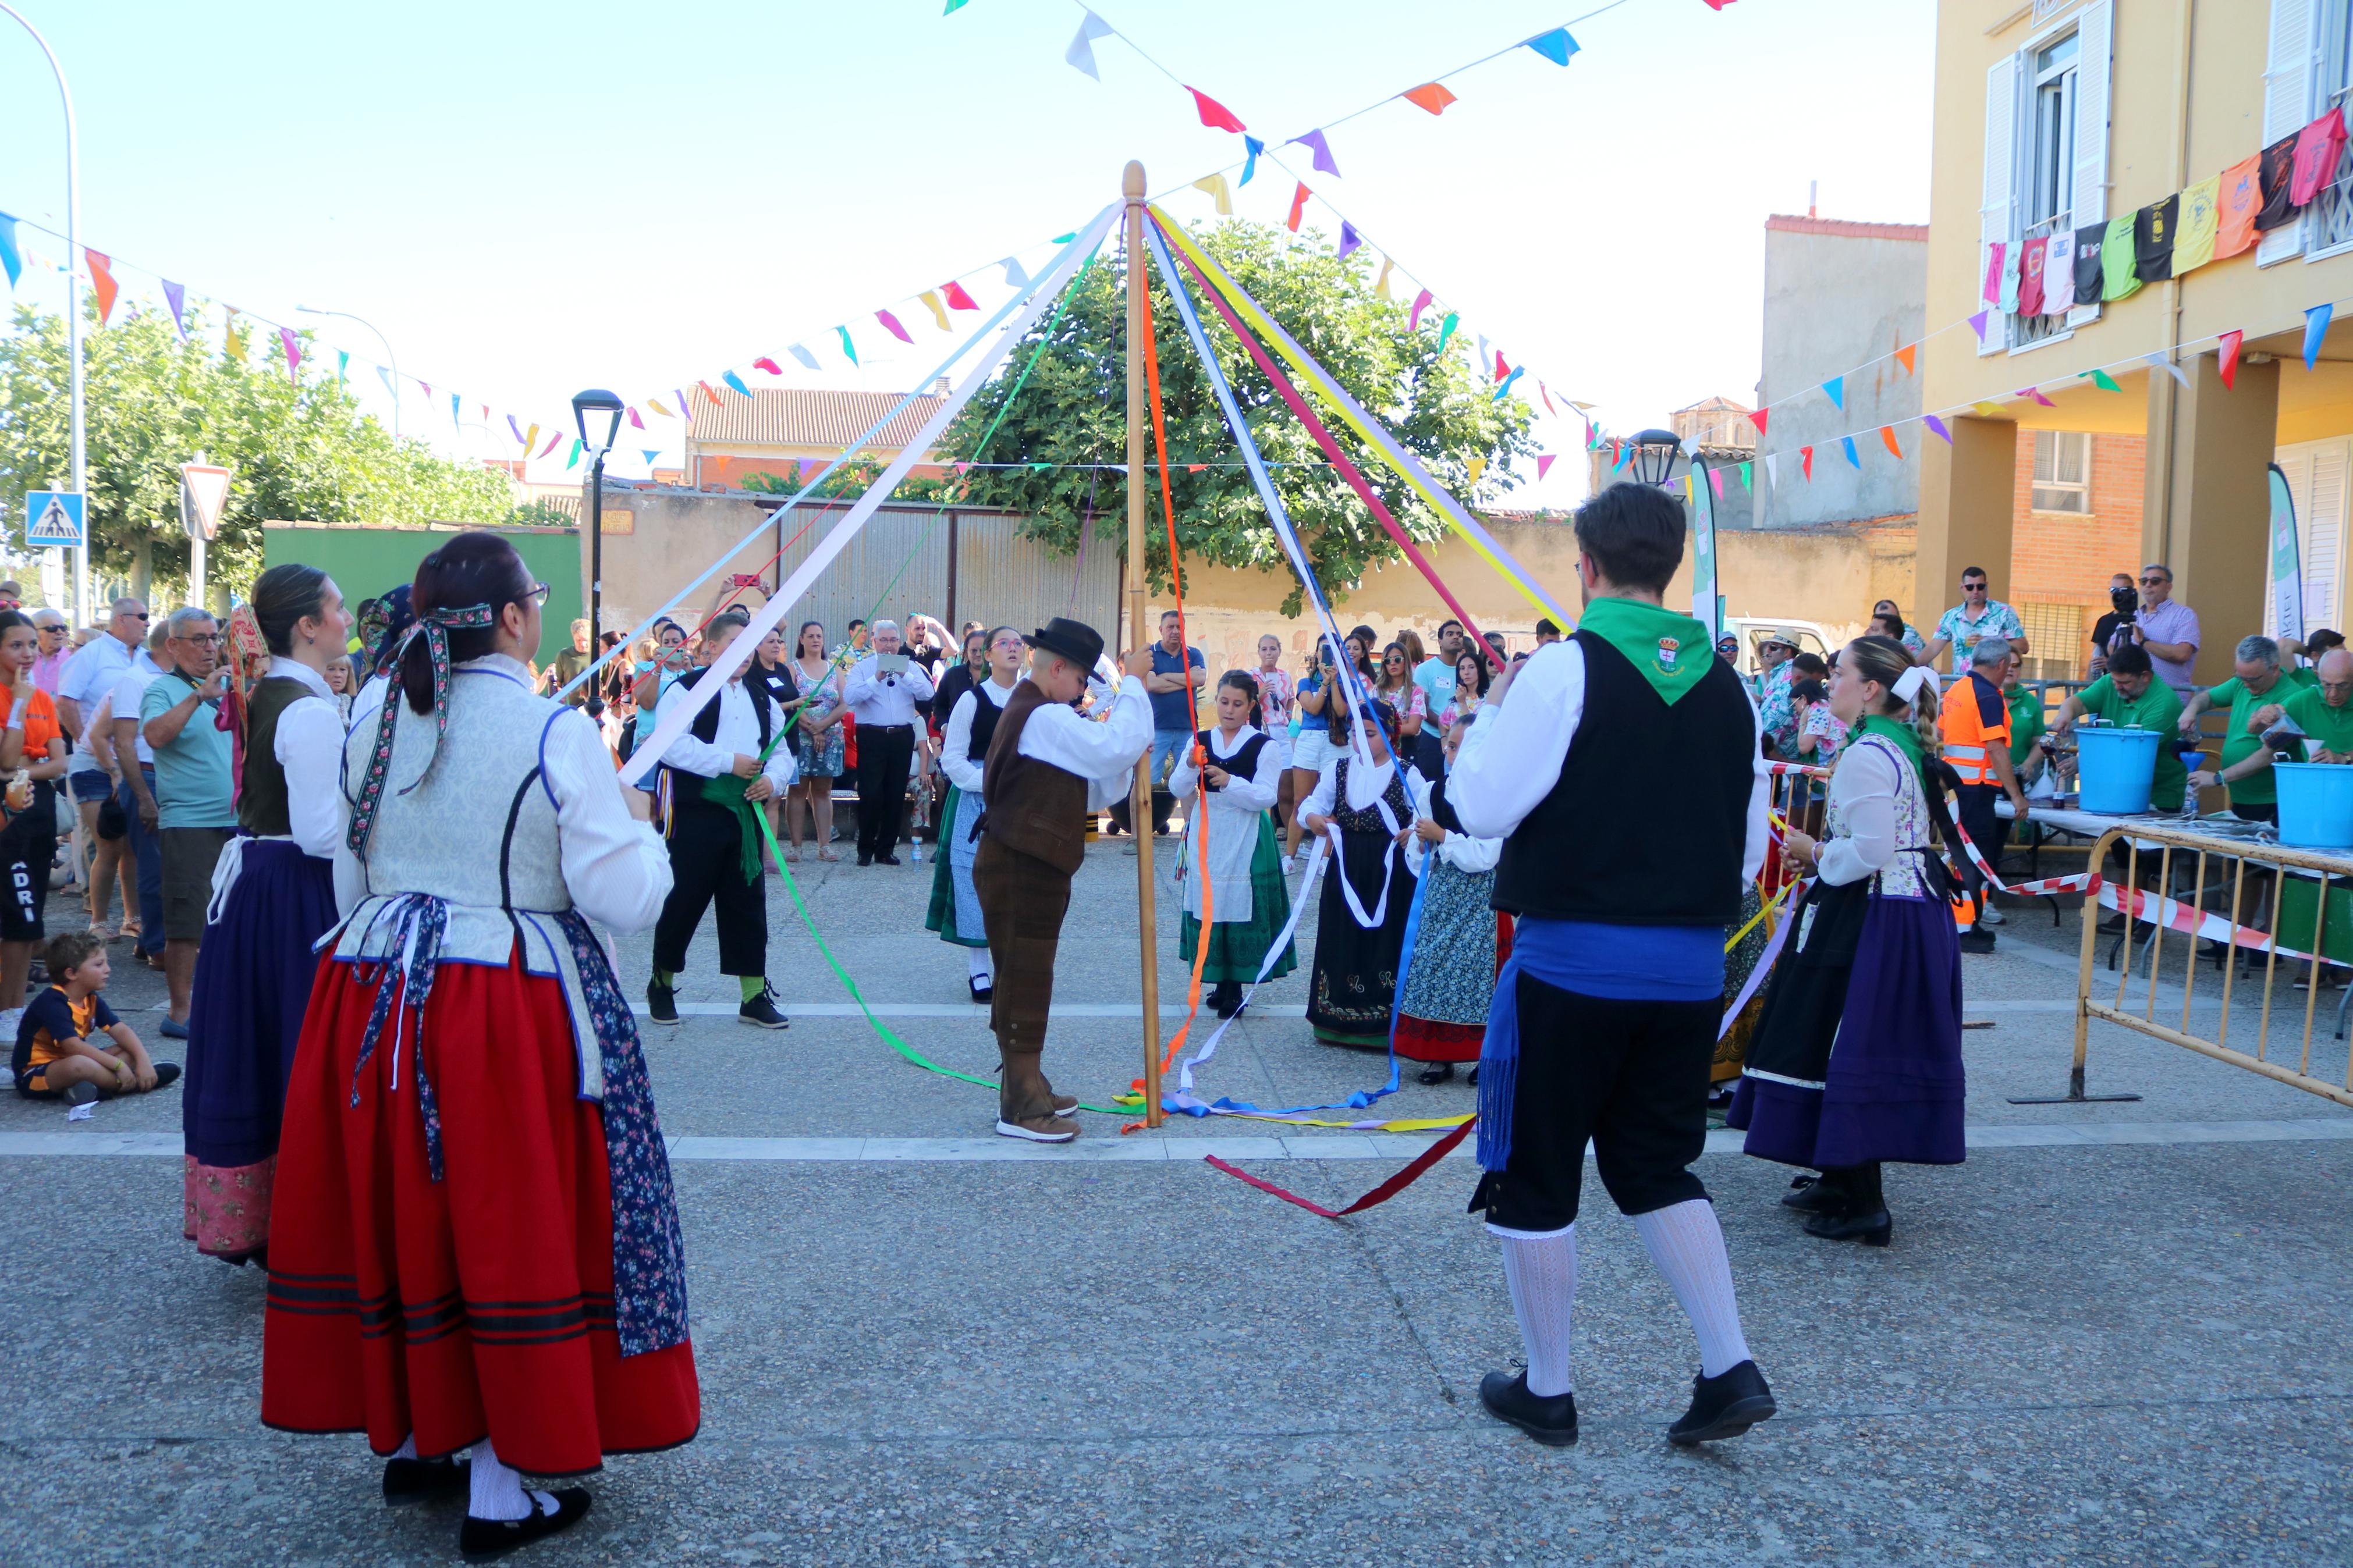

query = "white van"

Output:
[[1718, 617, 1838, 683]]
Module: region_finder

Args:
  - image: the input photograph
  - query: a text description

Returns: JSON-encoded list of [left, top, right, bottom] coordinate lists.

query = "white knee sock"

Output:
[[1631, 1199, 1752, 1378], [1495, 1227, 1577, 1398], [967, 948, 993, 983], [469, 1440, 555, 1521]]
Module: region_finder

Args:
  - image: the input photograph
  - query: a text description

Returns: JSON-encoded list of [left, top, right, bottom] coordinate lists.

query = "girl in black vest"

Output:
[[1297, 689, 1418, 1048], [181, 564, 355, 1264], [1170, 670, 1296, 1019]]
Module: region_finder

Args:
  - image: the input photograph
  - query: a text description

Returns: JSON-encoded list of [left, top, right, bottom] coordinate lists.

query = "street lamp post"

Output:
[[296, 305, 400, 437], [1626, 428, 1684, 487], [571, 389, 626, 719], [0, 5, 87, 624]]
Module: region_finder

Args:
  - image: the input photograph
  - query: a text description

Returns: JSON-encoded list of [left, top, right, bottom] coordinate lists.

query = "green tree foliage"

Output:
[[0, 301, 512, 601], [938, 219, 1538, 614], [505, 498, 581, 528]]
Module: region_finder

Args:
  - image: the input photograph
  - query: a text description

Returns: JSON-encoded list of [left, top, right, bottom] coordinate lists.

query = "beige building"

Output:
[[1924, 0, 2353, 685], [683, 385, 946, 492]]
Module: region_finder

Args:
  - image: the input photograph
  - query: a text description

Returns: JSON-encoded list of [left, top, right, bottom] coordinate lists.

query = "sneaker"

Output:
[[1477, 1370, 1578, 1447], [646, 981, 680, 1026], [995, 1113, 1080, 1143], [739, 986, 789, 1030], [457, 1488, 591, 1561], [383, 1453, 469, 1507], [1667, 1360, 1777, 1446], [1979, 905, 2007, 926]]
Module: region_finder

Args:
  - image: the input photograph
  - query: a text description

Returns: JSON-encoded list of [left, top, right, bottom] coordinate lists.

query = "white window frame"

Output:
[[2031, 430, 2093, 514], [1983, 2, 2110, 357], [2304, 0, 2353, 261]]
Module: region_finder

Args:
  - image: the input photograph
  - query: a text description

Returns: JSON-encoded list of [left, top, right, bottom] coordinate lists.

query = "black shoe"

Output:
[[1478, 1369, 1578, 1447], [970, 978, 994, 1005], [1957, 929, 1996, 954], [1804, 1205, 1892, 1245], [2098, 911, 2127, 933], [646, 982, 679, 1026], [1667, 1360, 1776, 1446], [1468, 1065, 1479, 1087], [857, 853, 873, 866], [1417, 1062, 1456, 1086], [1779, 1175, 1840, 1213], [459, 1489, 591, 1561], [739, 986, 789, 1030], [150, 1062, 182, 1089], [383, 1453, 469, 1507], [878, 854, 902, 866], [1210, 981, 1242, 1019]]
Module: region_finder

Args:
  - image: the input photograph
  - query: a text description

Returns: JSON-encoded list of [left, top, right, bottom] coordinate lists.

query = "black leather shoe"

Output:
[[1805, 1204, 1892, 1245], [739, 986, 789, 1030], [382, 1453, 469, 1507], [459, 1488, 591, 1560], [1417, 1062, 1456, 1086], [1667, 1359, 1776, 1446], [969, 979, 994, 1005], [878, 854, 903, 866], [1957, 929, 1996, 954], [1477, 1369, 1578, 1446], [1779, 1175, 1839, 1213], [646, 982, 679, 1026]]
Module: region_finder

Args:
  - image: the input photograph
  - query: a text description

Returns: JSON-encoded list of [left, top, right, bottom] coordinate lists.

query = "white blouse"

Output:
[[1303, 753, 1401, 821], [1816, 735, 1904, 888], [941, 677, 1017, 792], [268, 658, 353, 863], [1167, 723, 1280, 812], [1403, 771, 1502, 878]]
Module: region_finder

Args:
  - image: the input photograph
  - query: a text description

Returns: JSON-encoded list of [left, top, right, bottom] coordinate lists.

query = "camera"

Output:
[[2109, 582, 2139, 624]]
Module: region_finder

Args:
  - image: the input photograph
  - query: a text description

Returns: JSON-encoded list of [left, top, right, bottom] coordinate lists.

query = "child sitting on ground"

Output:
[[11, 931, 176, 1103]]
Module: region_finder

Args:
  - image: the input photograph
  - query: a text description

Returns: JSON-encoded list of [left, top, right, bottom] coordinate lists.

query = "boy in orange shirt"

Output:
[[11, 931, 175, 1103]]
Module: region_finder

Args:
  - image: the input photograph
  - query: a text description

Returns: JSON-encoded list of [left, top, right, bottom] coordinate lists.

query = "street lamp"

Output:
[[1626, 428, 1683, 487], [572, 389, 626, 719], [296, 305, 400, 436], [0, 5, 87, 624]]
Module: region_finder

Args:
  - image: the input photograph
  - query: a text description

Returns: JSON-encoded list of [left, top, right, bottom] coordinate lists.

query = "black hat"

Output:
[[1025, 616, 1105, 671]]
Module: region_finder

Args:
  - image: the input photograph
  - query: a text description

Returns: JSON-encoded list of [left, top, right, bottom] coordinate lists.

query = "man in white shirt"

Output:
[[107, 624, 171, 968], [842, 619, 936, 866], [55, 597, 149, 890], [1447, 481, 1776, 1452], [645, 610, 797, 1029], [973, 617, 1153, 1143]]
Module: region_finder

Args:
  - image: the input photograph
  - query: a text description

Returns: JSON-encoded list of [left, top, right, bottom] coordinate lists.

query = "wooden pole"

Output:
[[1124, 159, 1165, 1128]]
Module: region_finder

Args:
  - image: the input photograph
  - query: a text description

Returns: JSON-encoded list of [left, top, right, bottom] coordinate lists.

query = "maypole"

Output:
[[1123, 159, 1165, 1129]]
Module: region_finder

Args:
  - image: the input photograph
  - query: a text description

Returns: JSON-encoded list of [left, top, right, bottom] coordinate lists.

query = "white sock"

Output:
[[1494, 1227, 1577, 1398], [967, 949, 993, 983], [1631, 1199, 1753, 1378], [392, 1433, 418, 1461], [467, 1441, 555, 1521]]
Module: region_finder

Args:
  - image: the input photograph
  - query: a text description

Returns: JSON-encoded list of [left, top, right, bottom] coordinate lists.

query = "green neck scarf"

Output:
[[1576, 596, 1713, 705], [1858, 712, 1923, 774]]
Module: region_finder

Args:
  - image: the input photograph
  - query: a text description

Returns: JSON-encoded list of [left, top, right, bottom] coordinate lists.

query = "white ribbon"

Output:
[[204, 833, 297, 927], [1893, 665, 1934, 705]]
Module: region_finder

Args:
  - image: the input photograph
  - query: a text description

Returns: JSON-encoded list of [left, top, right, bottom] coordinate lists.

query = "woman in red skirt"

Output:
[[264, 532, 696, 1560]]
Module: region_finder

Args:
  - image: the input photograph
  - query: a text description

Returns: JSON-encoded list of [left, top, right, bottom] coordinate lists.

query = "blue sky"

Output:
[[0, 0, 1933, 507]]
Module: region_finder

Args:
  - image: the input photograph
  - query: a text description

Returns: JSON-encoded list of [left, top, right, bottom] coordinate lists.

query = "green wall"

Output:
[[261, 524, 581, 666]]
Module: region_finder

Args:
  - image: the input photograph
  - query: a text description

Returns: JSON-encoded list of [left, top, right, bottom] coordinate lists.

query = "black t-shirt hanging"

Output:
[[2255, 133, 2301, 231], [2072, 221, 2109, 303], [2134, 194, 2178, 283]]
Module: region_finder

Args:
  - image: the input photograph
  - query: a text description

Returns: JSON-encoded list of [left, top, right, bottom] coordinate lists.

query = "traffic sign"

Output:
[[180, 463, 233, 542], [24, 490, 84, 548]]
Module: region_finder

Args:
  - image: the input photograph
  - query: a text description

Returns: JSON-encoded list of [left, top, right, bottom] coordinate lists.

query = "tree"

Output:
[[0, 300, 512, 603], [937, 219, 1538, 614]]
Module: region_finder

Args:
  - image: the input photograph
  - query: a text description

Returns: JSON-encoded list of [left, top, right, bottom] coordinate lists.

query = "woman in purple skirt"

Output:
[[180, 565, 355, 1264], [1727, 634, 1966, 1246]]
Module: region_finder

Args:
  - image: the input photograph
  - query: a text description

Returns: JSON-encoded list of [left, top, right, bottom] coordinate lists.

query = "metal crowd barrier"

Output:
[[2071, 822, 2353, 1111]]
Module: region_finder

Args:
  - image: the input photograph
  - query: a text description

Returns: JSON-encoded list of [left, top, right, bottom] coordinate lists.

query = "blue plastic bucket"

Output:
[[2075, 726, 2160, 815], [2273, 762, 2353, 848]]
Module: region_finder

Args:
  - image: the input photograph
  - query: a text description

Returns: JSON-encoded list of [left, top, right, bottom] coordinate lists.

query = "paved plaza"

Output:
[[1, 845, 2348, 1566]]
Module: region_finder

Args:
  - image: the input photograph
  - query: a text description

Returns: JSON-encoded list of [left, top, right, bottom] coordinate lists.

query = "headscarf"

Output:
[[355, 585, 417, 681], [345, 600, 496, 858]]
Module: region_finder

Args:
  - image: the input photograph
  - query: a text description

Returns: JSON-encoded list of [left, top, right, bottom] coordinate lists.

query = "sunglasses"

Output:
[[2139, 575, 2169, 585], [1961, 581, 1987, 591]]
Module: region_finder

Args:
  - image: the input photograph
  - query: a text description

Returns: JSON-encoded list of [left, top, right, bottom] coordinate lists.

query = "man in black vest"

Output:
[[1449, 481, 1776, 1450], [646, 610, 796, 1030]]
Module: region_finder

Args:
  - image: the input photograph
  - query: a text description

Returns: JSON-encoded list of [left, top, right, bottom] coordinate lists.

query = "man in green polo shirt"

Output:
[[2003, 659, 2047, 783], [2253, 647, 2353, 763], [2056, 642, 2187, 810], [2180, 634, 2299, 822]]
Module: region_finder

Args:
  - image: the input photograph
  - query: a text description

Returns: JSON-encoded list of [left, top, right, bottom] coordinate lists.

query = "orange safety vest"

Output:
[[1938, 670, 2010, 787]]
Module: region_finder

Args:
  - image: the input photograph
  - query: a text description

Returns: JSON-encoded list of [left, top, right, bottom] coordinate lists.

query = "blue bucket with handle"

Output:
[[2273, 762, 2353, 848], [2075, 725, 2159, 815]]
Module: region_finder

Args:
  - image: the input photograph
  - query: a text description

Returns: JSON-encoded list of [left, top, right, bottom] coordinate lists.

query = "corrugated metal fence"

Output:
[[765, 503, 1122, 645]]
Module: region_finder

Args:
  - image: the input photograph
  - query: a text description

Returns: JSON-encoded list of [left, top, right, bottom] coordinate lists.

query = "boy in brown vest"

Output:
[[975, 618, 1153, 1142]]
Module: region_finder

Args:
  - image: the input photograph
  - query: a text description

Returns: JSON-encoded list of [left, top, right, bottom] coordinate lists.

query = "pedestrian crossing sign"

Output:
[[23, 490, 84, 548]]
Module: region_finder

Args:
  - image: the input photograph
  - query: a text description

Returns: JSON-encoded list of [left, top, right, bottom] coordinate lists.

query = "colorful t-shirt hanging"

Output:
[[2045, 230, 2077, 314], [1982, 241, 2007, 307], [2173, 175, 2221, 275], [1997, 243, 2021, 314], [2018, 236, 2047, 317], [2256, 132, 2302, 232], [2072, 222, 2110, 302], [2134, 194, 2178, 283], [2216, 152, 2263, 259], [2290, 107, 2348, 207], [2100, 214, 2142, 301]]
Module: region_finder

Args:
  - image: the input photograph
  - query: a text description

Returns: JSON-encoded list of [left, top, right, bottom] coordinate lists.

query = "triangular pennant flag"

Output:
[[1436, 312, 1459, 353], [1709, 468, 1725, 498], [1536, 454, 1557, 480], [1289, 129, 1340, 177], [1286, 182, 1309, 233], [1374, 257, 1394, 300], [2144, 351, 2191, 389], [1188, 87, 1246, 133], [1491, 349, 1507, 381], [1612, 443, 1631, 474], [676, 389, 694, 428], [1841, 436, 1861, 470], [508, 414, 524, 443], [875, 309, 913, 344], [753, 356, 783, 375], [1241, 135, 1264, 186], [944, 0, 970, 11], [1401, 82, 1457, 116], [722, 371, 750, 396], [627, 407, 645, 429], [2306, 304, 2334, 370], [1467, 454, 1486, 486], [224, 311, 246, 360], [918, 290, 950, 332], [1410, 289, 1433, 331], [0, 214, 19, 289], [1750, 407, 1769, 437], [999, 256, 1030, 289], [1539, 381, 1555, 415], [84, 250, 119, 323], [450, 392, 460, 426], [567, 440, 583, 470], [1879, 425, 1903, 458], [1188, 464, 1207, 472], [1894, 343, 1916, 374], [799, 460, 821, 481], [278, 328, 301, 377], [1337, 221, 1361, 259], [1923, 414, 1952, 443], [162, 280, 186, 337], [1738, 461, 1752, 490], [336, 351, 348, 387], [1765, 452, 1779, 486], [954, 461, 972, 475], [418, 379, 432, 399], [642, 450, 661, 467], [525, 422, 541, 453], [2016, 385, 2056, 407], [377, 364, 396, 398], [1065, 8, 1113, 78], [837, 326, 860, 365], [1524, 28, 1579, 65], [648, 397, 672, 418], [2082, 368, 2123, 392], [1494, 367, 1525, 400], [539, 430, 564, 458], [1801, 446, 1815, 480], [943, 280, 979, 311], [1822, 375, 1844, 410], [787, 343, 819, 370], [1974, 400, 2007, 417], [1969, 310, 1991, 342], [2219, 329, 2243, 390], [1192, 173, 1233, 215]]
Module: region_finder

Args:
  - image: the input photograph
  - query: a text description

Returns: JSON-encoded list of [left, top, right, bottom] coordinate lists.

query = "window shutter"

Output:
[[2066, 0, 2113, 328], [1981, 54, 2020, 356], [2307, 441, 2345, 632], [2258, 0, 2319, 268]]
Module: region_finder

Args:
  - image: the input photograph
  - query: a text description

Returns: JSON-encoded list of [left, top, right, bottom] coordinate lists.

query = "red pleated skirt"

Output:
[[261, 948, 700, 1475]]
